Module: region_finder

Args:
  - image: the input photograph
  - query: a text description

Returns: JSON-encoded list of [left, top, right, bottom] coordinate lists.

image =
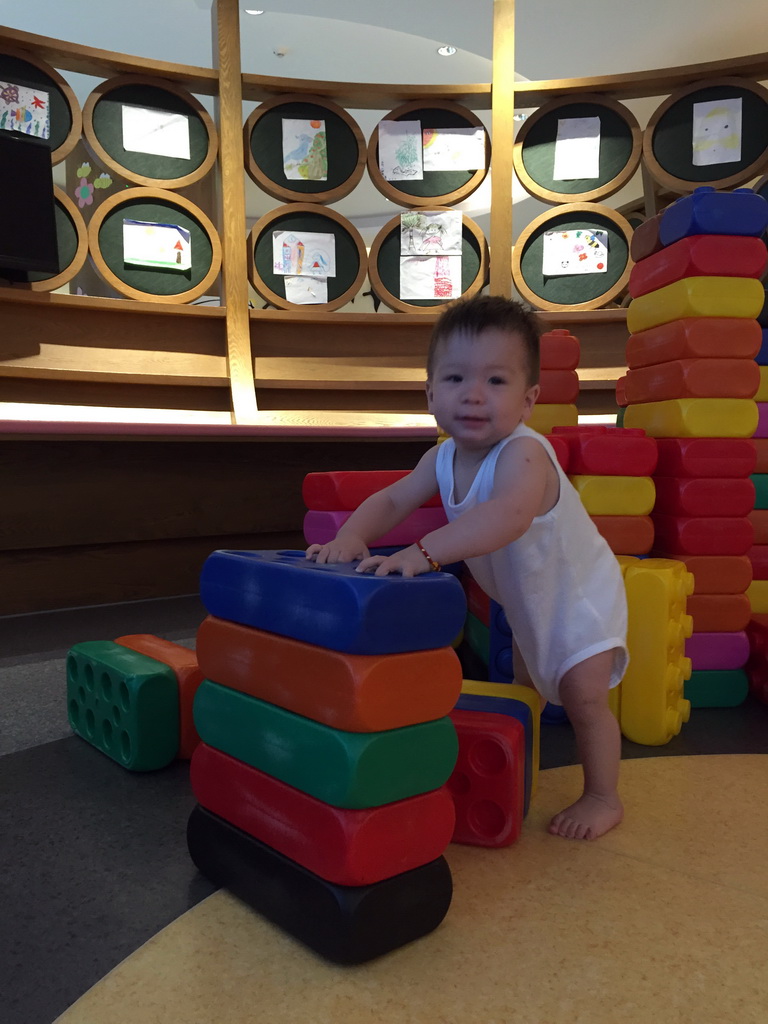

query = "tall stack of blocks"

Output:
[[188, 548, 467, 964], [623, 186, 768, 710], [526, 327, 581, 434]]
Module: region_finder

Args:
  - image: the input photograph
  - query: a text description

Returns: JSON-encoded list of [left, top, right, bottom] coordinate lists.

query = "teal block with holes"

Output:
[[66, 641, 179, 771]]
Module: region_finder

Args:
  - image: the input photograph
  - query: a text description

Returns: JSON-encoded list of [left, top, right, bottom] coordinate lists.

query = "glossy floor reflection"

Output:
[[55, 755, 768, 1024]]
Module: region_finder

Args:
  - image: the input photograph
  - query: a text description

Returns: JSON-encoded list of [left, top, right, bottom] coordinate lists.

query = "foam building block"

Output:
[[651, 514, 753, 557], [626, 317, 762, 369], [747, 579, 768, 615], [624, 398, 758, 439], [460, 680, 541, 799], [447, 709, 525, 848], [629, 212, 663, 262], [678, 555, 752, 594], [187, 804, 453, 965], [463, 573, 490, 624], [659, 187, 768, 245], [756, 404, 768, 439], [626, 277, 765, 335], [746, 616, 768, 703], [628, 234, 767, 298], [66, 641, 179, 771], [193, 679, 458, 809], [755, 367, 768, 403], [751, 509, 768, 544], [538, 369, 580, 405], [463, 612, 490, 668], [303, 471, 442, 511], [527, 404, 578, 434], [753, 473, 768, 508], [545, 433, 569, 471], [551, 425, 658, 476], [685, 631, 749, 671], [190, 743, 455, 886], [652, 477, 756, 518], [455, 691, 534, 813], [754, 437, 768, 472], [539, 329, 580, 370], [684, 669, 749, 708], [748, 545, 768, 580], [303, 507, 448, 548], [654, 437, 756, 478], [619, 558, 693, 746], [623, 358, 760, 403], [196, 615, 462, 733], [199, 549, 466, 655], [569, 474, 656, 516], [686, 593, 751, 632], [592, 515, 654, 555], [114, 633, 201, 759]]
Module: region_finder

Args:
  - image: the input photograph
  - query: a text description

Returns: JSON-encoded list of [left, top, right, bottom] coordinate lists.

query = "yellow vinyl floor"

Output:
[[55, 754, 768, 1024]]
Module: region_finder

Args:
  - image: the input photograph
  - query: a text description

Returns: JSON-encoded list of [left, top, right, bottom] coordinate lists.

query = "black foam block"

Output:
[[187, 804, 453, 965]]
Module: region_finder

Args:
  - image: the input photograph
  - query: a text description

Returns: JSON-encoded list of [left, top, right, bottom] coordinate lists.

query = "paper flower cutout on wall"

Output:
[[75, 177, 94, 208], [93, 172, 113, 189]]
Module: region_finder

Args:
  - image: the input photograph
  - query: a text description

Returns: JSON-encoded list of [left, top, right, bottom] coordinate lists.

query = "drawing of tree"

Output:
[[401, 211, 426, 252], [394, 132, 419, 174], [300, 131, 328, 180]]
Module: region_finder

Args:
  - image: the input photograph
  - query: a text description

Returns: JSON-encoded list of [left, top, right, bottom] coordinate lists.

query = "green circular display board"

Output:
[[89, 192, 219, 302], [368, 100, 489, 207], [512, 204, 633, 311], [645, 78, 768, 192], [244, 95, 365, 203], [0, 49, 79, 160], [249, 204, 367, 311], [27, 196, 79, 283], [368, 212, 488, 312], [514, 95, 641, 203], [84, 77, 217, 187]]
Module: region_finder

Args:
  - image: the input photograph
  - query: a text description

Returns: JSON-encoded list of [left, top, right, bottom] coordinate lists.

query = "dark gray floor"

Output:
[[3, 595, 768, 1024]]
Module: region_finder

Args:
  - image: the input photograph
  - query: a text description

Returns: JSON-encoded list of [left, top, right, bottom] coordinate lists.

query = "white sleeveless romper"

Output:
[[435, 422, 628, 705]]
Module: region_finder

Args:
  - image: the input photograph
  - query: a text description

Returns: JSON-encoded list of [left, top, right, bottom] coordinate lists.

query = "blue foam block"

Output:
[[199, 549, 467, 655], [454, 692, 533, 814], [659, 187, 768, 246]]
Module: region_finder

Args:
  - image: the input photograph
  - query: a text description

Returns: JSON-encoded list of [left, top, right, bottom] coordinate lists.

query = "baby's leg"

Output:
[[549, 650, 623, 841], [511, 640, 546, 711]]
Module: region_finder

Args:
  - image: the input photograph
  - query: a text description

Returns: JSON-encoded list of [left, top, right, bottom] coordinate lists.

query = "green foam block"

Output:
[[684, 669, 749, 708], [193, 679, 458, 808], [67, 641, 179, 770]]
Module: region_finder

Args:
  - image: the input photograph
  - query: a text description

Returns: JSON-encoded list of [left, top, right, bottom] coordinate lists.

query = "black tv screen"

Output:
[[0, 133, 59, 278]]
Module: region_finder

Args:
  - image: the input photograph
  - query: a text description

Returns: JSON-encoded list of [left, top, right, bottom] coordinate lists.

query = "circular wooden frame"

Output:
[[0, 44, 82, 163], [643, 77, 768, 193], [511, 203, 634, 312], [513, 93, 642, 204], [83, 75, 218, 189], [20, 185, 88, 292], [367, 99, 490, 207], [243, 93, 366, 204], [247, 203, 368, 312], [367, 209, 488, 313], [87, 187, 222, 303]]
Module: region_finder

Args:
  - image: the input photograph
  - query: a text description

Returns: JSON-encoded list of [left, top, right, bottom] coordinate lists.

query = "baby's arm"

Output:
[[306, 447, 441, 564], [363, 437, 552, 576]]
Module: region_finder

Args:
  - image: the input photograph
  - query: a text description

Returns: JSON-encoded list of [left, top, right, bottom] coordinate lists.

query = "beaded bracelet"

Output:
[[416, 540, 441, 572]]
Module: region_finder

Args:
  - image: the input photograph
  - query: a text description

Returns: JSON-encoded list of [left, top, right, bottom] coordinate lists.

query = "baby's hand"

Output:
[[356, 544, 432, 578], [306, 535, 370, 564]]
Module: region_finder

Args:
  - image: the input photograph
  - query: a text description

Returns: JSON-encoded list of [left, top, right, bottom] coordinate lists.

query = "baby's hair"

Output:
[[426, 295, 541, 386]]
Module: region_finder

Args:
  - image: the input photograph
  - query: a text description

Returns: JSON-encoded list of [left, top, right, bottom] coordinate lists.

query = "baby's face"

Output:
[[426, 327, 540, 452]]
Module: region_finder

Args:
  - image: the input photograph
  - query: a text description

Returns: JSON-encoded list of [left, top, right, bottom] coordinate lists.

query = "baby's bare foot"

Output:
[[548, 793, 623, 840]]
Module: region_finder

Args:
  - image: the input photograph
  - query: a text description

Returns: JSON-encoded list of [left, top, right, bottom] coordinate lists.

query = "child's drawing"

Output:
[[284, 275, 328, 304], [0, 81, 49, 139], [552, 116, 601, 180], [272, 230, 336, 278], [542, 228, 608, 277], [378, 119, 423, 181], [121, 105, 190, 160], [400, 210, 462, 256], [282, 118, 328, 181], [692, 98, 742, 166], [123, 220, 191, 271], [422, 127, 485, 171], [400, 254, 462, 300]]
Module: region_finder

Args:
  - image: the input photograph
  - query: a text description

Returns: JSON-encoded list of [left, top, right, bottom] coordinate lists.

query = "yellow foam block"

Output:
[[461, 679, 540, 798], [756, 367, 768, 404], [627, 276, 765, 333], [528, 404, 578, 434], [747, 580, 768, 614], [569, 474, 656, 516], [607, 556, 642, 723], [623, 398, 758, 438], [621, 558, 694, 746]]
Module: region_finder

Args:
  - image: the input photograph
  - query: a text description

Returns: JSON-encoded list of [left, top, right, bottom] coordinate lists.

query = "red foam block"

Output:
[[551, 426, 657, 475], [629, 234, 767, 298], [190, 743, 455, 886], [303, 471, 442, 511], [626, 317, 761, 370], [539, 329, 580, 370], [303, 506, 448, 547], [651, 514, 753, 556], [654, 438, 756, 479], [653, 476, 756, 518]]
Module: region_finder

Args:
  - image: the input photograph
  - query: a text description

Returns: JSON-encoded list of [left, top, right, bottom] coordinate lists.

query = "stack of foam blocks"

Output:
[[187, 548, 467, 964], [527, 328, 581, 434], [623, 186, 768, 710]]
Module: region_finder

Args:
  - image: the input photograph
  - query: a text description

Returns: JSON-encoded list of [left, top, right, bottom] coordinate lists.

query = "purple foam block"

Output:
[[685, 631, 750, 671], [304, 507, 448, 547]]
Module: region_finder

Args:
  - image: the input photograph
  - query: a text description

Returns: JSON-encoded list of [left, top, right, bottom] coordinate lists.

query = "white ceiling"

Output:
[[2, 0, 768, 239]]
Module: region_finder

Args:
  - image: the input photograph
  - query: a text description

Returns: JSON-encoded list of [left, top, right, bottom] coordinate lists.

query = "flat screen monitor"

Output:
[[0, 132, 59, 280]]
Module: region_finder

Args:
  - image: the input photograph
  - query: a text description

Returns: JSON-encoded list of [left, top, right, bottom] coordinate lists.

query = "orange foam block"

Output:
[[626, 317, 762, 370], [750, 510, 768, 545], [678, 555, 752, 595], [114, 634, 202, 759], [687, 594, 752, 632], [538, 369, 580, 405], [196, 615, 463, 732], [592, 515, 654, 555], [539, 329, 580, 370], [623, 358, 759, 403]]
